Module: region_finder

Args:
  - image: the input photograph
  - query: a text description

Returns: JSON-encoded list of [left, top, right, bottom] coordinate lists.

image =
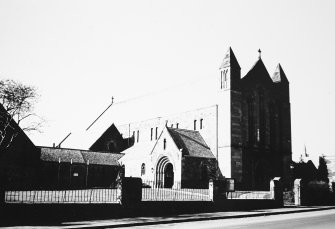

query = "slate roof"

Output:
[[39, 146, 123, 166], [81, 151, 124, 166], [167, 127, 215, 158]]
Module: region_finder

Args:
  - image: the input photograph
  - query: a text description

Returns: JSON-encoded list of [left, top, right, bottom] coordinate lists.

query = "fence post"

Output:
[[0, 188, 4, 206], [119, 177, 142, 207], [209, 180, 214, 201], [294, 179, 302, 206], [270, 177, 283, 207], [212, 179, 227, 203]]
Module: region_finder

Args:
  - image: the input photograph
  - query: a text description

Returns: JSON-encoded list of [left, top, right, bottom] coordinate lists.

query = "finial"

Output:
[[258, 49, 261, 59]]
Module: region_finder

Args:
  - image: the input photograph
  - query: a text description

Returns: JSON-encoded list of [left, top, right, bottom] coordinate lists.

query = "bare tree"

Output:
[[0, 79, 43, 151]]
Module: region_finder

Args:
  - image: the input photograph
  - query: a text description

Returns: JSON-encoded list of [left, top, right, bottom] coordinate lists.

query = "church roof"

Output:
[[39, 146, 123, 166], [167, 128, 215, 158], [272, 64, 289, 84], [242, 57, 273, 83], [219, 47, 241, 70]]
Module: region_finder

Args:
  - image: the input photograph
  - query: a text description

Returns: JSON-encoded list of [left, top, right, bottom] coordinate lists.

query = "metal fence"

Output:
[[141, 181, 211, 201], [5, 188, 119, 204], [227, 191, 273, 199]]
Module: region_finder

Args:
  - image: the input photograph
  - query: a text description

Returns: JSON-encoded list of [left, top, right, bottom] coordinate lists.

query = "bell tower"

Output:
[[217, 47, 243, 185], [219, 47, 241, 90]]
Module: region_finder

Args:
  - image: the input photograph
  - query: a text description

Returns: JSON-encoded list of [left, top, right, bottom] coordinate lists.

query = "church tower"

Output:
[[272, 63, 292, 186], [217, 47, 243, 185], [219, 47, 241, 90]]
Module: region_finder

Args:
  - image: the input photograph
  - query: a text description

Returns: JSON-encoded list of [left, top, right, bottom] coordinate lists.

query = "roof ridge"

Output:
[[168, 127, 200, 133]]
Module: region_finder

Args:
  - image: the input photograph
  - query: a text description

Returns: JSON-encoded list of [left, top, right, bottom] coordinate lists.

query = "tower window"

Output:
[[150, 128, 153, 141], [258, 88, 265, 145], [163, 139, 166, 150], [221, 72, 223, 89], [224, 70, 228, 88], [141, 163, 145, 176], [176, 123, 179, 129], [248, 98, 255, 144], [194, 120, 197, 130], [200, 118, 203, 129], [137, 130, 139, 143], [257, 128, 260, 142]]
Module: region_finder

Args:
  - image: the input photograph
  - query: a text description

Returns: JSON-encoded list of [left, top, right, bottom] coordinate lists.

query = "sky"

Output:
[[1, 0, 335, 164]]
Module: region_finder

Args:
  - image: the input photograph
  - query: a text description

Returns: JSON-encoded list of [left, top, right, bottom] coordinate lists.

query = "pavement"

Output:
[[59, 206, 335, 228]]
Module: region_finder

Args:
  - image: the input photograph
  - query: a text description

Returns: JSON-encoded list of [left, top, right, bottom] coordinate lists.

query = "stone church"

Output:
[[0, 47, 292, 191], [93, 47, 292, 190]]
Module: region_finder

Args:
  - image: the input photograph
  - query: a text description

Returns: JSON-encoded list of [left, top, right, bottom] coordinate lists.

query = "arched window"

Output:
[[258, 88, 265, 145], [248, 97, 255, 144], [269, 101, 276, 149], [108, 141, 116, 151], [200, 118, 203, 129], [141, 163, 145, 176], [163, 138, 167, 150], [201, 162, 208, 181], [155, 127, 158, 140], [221, 70, 228, 89], [194, 120, 197, 130]]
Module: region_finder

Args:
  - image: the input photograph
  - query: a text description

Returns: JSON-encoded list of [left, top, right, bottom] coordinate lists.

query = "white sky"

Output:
[[1, 0, 335, 164]]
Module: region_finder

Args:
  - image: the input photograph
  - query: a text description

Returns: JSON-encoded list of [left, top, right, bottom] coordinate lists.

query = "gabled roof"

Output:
[[89, 123, 132, 152], [89, 123, 123, 151], [40, 147, 85, 164], [39, 146, 123, 166], [0, 103, 36, 151], [272, 64, 289, 84], [167, 127, 215, 158], [242, 58, 273, 84], [219, 47, 241, 70]]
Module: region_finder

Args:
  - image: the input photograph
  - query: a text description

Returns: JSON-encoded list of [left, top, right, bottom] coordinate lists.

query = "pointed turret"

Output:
[[219, 47, 241, 70], [219, 47, 241, 90], [272, 64, 289, 84]]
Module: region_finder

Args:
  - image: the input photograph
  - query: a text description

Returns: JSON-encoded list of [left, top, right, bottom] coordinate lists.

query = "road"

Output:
[[116, 209, 335, 229]]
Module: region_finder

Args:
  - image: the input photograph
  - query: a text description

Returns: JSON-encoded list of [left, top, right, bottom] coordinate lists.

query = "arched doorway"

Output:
[[164, 163, 174, 188], [155, 156, 174, 188]]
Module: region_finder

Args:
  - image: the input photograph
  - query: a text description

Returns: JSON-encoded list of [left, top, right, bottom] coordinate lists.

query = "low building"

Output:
[[0, 104, 40, 190], [39, 147, 123, 189]]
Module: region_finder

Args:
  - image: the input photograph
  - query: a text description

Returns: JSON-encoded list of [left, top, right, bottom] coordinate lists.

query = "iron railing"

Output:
[[5, 188, 118, 204], [141, 180, 211, 201]]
